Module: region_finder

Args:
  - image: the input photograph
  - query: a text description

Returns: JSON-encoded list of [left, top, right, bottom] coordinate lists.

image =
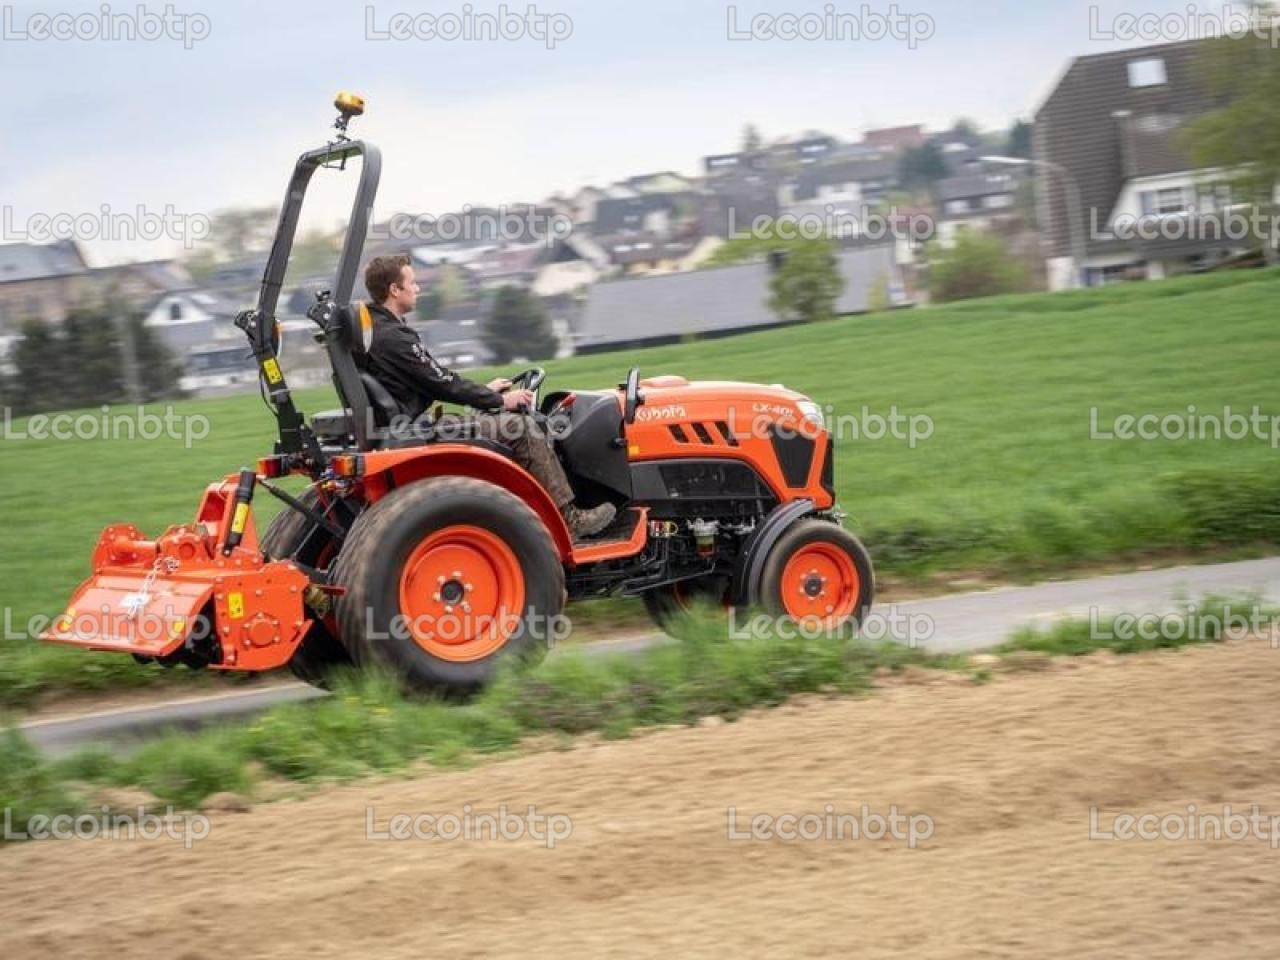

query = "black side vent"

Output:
[[669, 425, 690, 444], [769, 425, 816, 488], [691, 422, 715, 445], [715, 421, 740, 446]]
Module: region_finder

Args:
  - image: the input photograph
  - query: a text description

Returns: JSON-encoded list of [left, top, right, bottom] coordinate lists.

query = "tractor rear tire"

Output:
[[759, 520, 874, 630], [332, 477, 564, 697], [260, 488, 353, 689]]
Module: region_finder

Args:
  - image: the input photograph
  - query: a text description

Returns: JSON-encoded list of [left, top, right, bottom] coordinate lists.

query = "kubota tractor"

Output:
[[42, 94, 873, 696]]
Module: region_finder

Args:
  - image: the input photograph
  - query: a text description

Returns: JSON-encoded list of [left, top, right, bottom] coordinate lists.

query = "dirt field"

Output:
[[5, 641, 1280, 959]]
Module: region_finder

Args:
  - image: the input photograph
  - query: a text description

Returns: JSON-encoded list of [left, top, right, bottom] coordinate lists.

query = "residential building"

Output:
[[575, 242, 903, 353], [935, 168, 1026, 247], [0, 240, 91, 332], [1033, 39, 1256, 289]]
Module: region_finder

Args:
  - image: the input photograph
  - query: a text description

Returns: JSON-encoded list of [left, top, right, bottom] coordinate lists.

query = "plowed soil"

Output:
[[5, 641, 1280, 959]]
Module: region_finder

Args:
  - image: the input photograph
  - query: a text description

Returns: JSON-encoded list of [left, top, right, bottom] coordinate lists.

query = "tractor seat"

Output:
[[310, 373, 403, 446]]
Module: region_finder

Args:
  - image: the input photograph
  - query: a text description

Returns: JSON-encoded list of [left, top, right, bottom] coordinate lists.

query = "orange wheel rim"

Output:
[[398, 525, 525, 662], [780, 542, 860, 626]]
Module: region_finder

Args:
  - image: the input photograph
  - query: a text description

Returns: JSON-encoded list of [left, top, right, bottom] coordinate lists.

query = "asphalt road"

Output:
[[20, 556, 1280, 757]]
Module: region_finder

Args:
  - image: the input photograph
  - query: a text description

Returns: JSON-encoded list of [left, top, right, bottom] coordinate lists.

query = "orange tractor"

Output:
[[43, 95, 873, 696]]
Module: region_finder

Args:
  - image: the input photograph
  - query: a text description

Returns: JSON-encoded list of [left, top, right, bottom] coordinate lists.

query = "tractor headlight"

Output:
[[797, 400, 825, 430]]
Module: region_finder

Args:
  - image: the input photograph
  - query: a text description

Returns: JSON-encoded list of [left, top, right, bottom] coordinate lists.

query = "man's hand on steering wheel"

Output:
[[486, 377, 513, 393], [501, 389, 535, 412]]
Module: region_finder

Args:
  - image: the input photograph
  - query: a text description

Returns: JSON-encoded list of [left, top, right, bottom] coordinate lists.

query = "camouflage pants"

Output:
[[436, 412, 575, 509]]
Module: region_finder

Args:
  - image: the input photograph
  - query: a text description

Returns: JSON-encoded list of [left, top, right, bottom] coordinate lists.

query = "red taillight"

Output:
[[257, 455, 287, 479]]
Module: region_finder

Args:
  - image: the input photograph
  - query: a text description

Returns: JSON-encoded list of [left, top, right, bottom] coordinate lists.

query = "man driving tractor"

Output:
[[360, 254, 617, 539]]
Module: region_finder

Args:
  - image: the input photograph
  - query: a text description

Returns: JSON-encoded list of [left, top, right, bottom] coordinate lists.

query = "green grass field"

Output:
[[1, 267, 1278, 706]]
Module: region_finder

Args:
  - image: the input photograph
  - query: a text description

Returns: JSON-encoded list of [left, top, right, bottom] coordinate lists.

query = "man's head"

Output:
[[365, 254, 419, 316]]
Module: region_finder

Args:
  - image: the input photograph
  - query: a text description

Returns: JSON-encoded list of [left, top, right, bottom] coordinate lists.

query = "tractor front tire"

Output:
[[759, 520, 874, 630], [332, 477, 564, 697]]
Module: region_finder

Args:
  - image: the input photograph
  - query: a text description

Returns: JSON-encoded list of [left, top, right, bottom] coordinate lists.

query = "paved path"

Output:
[[21, 557, 1280, 756]]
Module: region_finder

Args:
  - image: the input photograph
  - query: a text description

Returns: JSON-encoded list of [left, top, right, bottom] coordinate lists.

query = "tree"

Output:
[[59, 309, 126, 410], [415, 289, 443, 322], [9, 318, 63, 414], [928, 231, 1028, 303], [741, 123, 763, 154], [898, 142, 948, 193], [128, 315, 188, 402], [482, 286, 558, 363], [6, 308, 186, 416], [288, 227, 343, 277], [1006, 119, 1033, 160], [1184, 14, 1280, 262], [951, 117, 980, 141], [768, 239, 845, 324], [206, 206, 278, 262]]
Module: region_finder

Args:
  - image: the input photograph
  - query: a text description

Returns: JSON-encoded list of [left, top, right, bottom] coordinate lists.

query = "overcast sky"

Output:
[[0, 0, 1221, 263]]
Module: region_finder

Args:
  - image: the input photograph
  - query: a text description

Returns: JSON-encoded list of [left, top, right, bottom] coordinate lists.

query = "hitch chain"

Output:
[[124, 556, 180, 621]]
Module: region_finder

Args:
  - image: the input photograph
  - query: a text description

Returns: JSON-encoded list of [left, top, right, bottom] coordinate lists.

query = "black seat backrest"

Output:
[[360, 372, 402, 429], [321, 303, 377, 450]]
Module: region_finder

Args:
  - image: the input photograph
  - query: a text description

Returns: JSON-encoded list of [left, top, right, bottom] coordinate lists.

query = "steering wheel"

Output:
[[508, 366, 547, 412], [623, 367, 644, 424]]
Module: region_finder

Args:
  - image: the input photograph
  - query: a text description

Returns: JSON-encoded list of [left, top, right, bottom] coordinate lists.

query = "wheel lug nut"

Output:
[[432, 592, 441, 602], [451, 570, 462, 579], [444, 605, 454, 614], [437, 576, 446, 584]]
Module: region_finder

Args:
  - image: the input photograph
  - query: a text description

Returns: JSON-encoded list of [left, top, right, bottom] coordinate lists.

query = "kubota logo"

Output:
[[635, 404, 687, 422]]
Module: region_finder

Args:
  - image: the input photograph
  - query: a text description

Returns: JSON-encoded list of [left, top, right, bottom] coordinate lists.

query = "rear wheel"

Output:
[[333, 477, 563, 696], [759, 520, 874, 630], [642, 574, 731, 639], [259, 488, 353, 688]]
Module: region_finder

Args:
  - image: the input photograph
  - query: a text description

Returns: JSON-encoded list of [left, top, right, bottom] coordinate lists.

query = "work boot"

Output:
[[564, 502, 617, 539]]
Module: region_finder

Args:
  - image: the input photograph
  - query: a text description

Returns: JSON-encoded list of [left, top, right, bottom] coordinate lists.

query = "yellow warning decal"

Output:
[[263, 358, 283, 384], [169, 617, 186, 640], [231, 502, 250, 535], [228, 593, 245, 620]]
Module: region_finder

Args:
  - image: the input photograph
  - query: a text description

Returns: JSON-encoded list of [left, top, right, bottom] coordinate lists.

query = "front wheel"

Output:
[[333, 477, 564, 697], [759, 520, 874, 630]]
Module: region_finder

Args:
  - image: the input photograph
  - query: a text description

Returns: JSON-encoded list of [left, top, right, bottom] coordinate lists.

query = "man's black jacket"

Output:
[[360, 302, 503, 419]]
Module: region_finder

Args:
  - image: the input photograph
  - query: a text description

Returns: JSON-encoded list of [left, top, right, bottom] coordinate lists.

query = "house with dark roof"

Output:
[[783, 152, 901, 217], [936, 168, 1026, 247], [0, 240, 91, 331], [574, 242, 903, 353], [1033, 39, 1257, 290]]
